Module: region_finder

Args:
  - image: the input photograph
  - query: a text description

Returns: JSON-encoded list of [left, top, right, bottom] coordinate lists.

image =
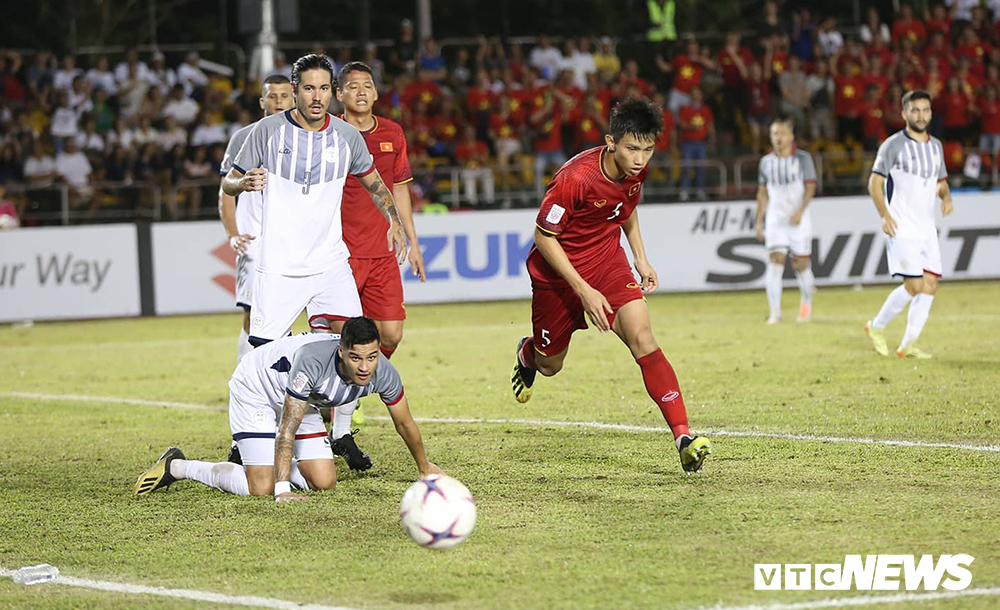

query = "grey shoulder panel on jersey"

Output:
[[872, 131, 906, 176], [286, 338, 340, 400], [220, 123, 255, 175], [372, 357, 404, 404], [930, 136, 948, 179], [758, 154, 772, 185], [329, 115, 374, 176], [233, 112, 287, 174], [796, 149, 817, 181]]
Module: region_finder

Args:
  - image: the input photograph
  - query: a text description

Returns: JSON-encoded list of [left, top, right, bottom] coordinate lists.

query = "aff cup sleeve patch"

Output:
[[545, 204, 566, 225]]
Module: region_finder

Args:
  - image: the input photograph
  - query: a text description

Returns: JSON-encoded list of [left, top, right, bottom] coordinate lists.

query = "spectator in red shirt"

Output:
[[488, 96, 523, 203], [454, 125, 494, 205], [746, 61, 772, 154], [678, 87, 715, 200], [863, 54, 891, 101], [858, 85, 887, 150], [865, 34, 895, 71], [891, 4, 926, 46], [954, 57, 983, 97], [530, 85, 569, 196], [882, 83, 907, 134], [717, 31, 753, 130], [955, 27, 989, 78], [652, 91, 677, 154], [574, 93, 609, 150], [979, 85, 1000, 157], [656, 38, 714, 115], [831, 50, 864, 141], [941, 75, 975, 144], [924, 4, 951, 38]]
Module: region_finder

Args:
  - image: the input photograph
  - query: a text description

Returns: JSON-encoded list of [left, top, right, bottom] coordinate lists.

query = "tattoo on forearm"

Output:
[[366, 178, 402, 226], [274, 395, 308, 483]]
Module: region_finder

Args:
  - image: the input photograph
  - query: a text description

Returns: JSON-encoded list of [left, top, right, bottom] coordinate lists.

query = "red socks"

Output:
[[636, 348, 690, 439], [518, 338, 537, 369], [380, 345, 396, 359]]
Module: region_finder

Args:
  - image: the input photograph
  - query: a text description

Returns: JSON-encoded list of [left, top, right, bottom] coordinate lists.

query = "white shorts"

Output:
[[886, 234, 942, 278], [765, 212, 813, 257], [228, 377, 333, 466], [249, 259, 362, 344], [235, 242, 259, 310]]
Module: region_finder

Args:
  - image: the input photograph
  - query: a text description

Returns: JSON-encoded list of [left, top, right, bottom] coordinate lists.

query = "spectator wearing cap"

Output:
[[593, 37, 620, 85], [148, 52, 177, 94], [86, 56, 117, 94], [177, 52, 208, 98], [390, 19, 417, 75]]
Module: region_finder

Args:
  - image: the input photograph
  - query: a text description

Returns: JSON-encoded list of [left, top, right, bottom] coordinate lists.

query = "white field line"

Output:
[[1, 567, 997, 610], [3, 391, 999, 454], [0, 567, 362, 610]]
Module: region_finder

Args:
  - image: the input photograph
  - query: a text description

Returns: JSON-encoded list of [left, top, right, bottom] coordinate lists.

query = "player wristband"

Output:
[[274, 481, 291, 496]]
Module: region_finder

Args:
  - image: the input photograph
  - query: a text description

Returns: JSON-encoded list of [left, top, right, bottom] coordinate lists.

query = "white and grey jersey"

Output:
[[231, 333, 404, 410], [871, 130, 947, 239], [221, 122, 261, 238], [232, 111, 375, 276], [758, 149, 817, 221]]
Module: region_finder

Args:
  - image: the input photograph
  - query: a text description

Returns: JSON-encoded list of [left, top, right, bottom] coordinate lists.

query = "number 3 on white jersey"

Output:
[[606, 202, 623, 220]]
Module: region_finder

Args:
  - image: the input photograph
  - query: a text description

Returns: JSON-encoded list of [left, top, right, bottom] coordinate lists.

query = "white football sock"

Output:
[[173, 460, 250, 496], [331, 399, 358, 439], [237, 328, 253, 361], [765, 262, 784, 318], [795, 267, 815, 306], [873, 284, 914, 329], [900, 293, 934, 350], [290, 460, 310, 491]]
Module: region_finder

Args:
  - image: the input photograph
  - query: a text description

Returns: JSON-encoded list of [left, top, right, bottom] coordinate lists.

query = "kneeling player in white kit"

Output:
[[218, 74, 294, 361], [755, 115, 817, 323], [133, 317, 441, 501], [865, 90, 954, 359]]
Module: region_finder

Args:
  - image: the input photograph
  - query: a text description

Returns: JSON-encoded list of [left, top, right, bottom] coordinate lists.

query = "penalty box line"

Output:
[[3, 391, 999, 454]]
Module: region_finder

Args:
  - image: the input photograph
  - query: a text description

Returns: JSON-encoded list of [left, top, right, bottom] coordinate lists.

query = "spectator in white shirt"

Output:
[[86, 56, 117, 94], [76, 119, 105, 153], [157, 116, 188, 150], [106, 117, 136, 152], [50, 92, 80, 151], [189, 114, 227, 147], [263, 51, 294, 81], [23, 140, 58, 187], [68, 76, 94, 118], [176, 52, 209, 98], [133, 116, 160, 147], [529, 35, 564, 81], [147, 52, 177, 94], [561, 38, 597, 90], [816, 16, 844, 57], [161, 84, 200, 125], [115, 48, 150, 85], [53, 54, 82, 92], [55, 137, 95, 209]]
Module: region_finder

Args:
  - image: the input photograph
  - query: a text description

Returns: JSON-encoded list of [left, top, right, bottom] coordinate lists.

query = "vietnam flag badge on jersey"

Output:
[[380, 142, 394, 152]]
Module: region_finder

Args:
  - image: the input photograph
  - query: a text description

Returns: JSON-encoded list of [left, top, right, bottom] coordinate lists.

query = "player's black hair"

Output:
[[770, 114, 794, 130], [608, 96, 663, 143], [341, 316, 381, 349], [261, 74, 290, 94], [902, 89, 932, 109], [337, 61, 374, 91], [291, 53, 334, 90]]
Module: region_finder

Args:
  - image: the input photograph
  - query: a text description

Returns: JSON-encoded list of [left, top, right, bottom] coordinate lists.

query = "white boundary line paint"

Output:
[[1, 568, 997, 610], [0, 568, 363, 610], [3, 391, 1000, 454]]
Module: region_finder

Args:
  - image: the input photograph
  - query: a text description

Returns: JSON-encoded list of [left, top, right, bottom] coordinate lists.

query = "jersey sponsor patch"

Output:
[[291, 372, 310, 394], [546, 204, 566, 225], [380, 141, 394, 152]]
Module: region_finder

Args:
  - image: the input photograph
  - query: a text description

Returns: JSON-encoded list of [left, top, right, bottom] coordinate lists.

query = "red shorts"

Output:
[[349, 256, 406, 321], [529, 262, 644, 357]]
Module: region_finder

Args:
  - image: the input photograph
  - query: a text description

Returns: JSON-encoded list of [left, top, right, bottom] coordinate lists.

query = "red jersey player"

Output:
[[329, 61, 426, 470], [510, 97, 712, 474]]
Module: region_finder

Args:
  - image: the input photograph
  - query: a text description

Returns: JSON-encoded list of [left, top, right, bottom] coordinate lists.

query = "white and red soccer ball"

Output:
[[399, 474, 476, 549]]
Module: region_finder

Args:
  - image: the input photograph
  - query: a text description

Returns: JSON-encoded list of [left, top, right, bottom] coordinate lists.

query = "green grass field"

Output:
[[1, 282, 999, 610]]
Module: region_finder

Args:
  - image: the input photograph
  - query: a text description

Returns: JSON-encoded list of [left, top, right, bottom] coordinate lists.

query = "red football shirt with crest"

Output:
[[529, 146, 648, 287], [340, 115, 413, 259]]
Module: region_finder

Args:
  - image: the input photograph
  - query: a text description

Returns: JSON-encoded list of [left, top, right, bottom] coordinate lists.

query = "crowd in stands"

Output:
[[2, 2, 1000, 223]]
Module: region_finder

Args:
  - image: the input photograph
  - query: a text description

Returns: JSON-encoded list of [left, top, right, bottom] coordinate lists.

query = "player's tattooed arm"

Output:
[[273, 394, 310, 502], [359, 168, 409, 263]]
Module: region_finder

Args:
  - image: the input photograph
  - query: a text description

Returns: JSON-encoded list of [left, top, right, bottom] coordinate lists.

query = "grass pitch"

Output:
[[1, 282, 998, 610]]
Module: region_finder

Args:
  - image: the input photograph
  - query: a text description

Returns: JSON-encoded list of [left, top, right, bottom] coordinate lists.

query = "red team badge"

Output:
[[380, 142, 394, 152]]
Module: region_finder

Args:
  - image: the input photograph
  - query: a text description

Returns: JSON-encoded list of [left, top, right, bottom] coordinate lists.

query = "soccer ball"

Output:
[[399, 474, 476, 550]]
